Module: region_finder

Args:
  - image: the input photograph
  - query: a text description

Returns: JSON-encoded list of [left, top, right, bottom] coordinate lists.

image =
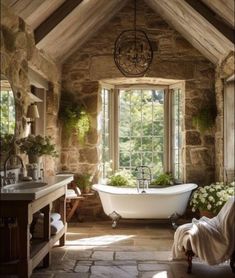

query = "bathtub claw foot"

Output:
[[170, 213, 180, 230], [109, 211, 121, 229], [112, 221, 117, 228]]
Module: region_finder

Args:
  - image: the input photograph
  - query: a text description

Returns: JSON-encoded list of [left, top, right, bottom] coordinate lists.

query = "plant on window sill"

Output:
[[107, 169, 136, 187], [150, 172, 174, 187]]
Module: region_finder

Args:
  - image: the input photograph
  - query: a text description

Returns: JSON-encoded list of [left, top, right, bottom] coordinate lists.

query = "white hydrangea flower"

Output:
[[207, 204, 212, 210]]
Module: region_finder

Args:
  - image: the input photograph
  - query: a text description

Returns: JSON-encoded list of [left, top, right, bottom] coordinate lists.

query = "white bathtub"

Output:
[[92, 183, 198, 227]]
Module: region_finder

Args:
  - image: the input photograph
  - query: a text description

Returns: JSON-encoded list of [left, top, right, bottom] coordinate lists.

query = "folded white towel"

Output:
[[66, 189, 77, 198], [51, 220, 64, 235], [37, 212, 61, 223], [33, 219, 64, 238]]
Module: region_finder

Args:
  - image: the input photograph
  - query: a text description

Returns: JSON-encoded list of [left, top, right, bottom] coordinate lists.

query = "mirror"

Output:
[[0, 75, 16, 168]]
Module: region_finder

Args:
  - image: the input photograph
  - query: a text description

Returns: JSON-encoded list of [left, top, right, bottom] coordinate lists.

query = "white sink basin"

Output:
[[0, 175, 74, 200], [5, 181, 47, 191]]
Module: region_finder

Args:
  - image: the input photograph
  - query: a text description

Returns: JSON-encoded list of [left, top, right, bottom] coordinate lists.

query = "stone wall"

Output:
[[61, 0, 215, 186], [0, 3, 61, 176], [215, 52, 235, 181]]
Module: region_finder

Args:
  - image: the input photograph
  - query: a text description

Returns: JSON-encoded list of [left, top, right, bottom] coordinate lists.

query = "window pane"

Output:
[[119, 152, 130, 167], [101, 88, 111, 179], [119, 89, 165, 176], [0, 90, 15, 135], [172, 88, 183, 181]]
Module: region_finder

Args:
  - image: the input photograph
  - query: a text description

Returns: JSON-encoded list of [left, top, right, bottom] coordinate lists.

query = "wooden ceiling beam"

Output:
[[145, 0, 234, 64], [185, 0, 235, 44], [201, 0, 234, 28], [34, 0, 83, 44]]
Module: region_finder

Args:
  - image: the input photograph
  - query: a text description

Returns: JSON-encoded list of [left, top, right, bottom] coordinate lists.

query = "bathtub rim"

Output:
[[92, 183, 198, 196]]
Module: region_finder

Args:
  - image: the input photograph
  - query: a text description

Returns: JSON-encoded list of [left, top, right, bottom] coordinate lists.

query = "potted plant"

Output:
[[74, 174, 92, 194], [59, 100, 90, 144], [150, 172, 174, 187], [107, 169, 136, 187], [190, 182, 234, 217], [17, 135, 58, 163]]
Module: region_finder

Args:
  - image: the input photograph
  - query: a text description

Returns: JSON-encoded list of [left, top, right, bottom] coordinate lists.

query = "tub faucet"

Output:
[[135, 166, 152, 193]]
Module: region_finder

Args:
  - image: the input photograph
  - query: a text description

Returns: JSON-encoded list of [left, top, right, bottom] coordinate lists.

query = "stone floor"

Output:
[[32, 220, 234, 278]]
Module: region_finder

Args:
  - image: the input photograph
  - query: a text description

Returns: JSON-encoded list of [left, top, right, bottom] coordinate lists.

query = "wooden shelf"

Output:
[[50, 224, 67, 247], [0, 183, 67, 277], [30, 240, 48, 259]]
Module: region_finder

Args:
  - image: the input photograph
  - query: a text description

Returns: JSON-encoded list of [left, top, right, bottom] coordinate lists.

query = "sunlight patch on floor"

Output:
[[66, 234, 135, 246], [152, 271, 168, 278]]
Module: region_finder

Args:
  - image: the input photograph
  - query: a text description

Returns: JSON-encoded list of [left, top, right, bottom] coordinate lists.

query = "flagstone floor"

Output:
[[32, 220, 233, 278]]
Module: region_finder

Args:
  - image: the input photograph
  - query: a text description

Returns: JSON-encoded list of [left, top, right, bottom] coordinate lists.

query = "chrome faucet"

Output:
[[2, 154, 25, 186], [135, 165, 152, 193]]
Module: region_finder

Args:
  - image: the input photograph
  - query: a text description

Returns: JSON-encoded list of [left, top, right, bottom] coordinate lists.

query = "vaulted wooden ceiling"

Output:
[[3, 0, 234, 65]]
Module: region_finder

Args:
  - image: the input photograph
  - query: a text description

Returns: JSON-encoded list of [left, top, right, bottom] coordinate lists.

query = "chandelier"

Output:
[[114, 0, 153, 77]]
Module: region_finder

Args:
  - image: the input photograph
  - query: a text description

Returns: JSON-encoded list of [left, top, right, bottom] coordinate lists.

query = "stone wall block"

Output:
[[81, 81, 99, 95], [186, 131, 201, 145], [83, 94, 98, 114], [190, 147, 213, 165], [79, 148, 98, 164], [186, 167, 214, 185], [87, 128, 98, 145], [203, 135, 215, 145], [0, 51, 10, 74], [1, 4, 19, 31], [14, 31, 27, 49]]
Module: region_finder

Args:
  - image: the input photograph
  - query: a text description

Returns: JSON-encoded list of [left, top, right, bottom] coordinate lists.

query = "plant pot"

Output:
[[28, 154, 40, 164], [199, 210, 215, 218]]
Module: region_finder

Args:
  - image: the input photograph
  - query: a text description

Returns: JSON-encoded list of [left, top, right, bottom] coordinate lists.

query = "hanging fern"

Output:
[[59, 101, 90, 144], [192, 105, 217, 133], [76, 110, 90, 144]]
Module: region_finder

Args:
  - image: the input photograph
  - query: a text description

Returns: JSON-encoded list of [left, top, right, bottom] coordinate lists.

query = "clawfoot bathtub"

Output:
[[92, 183, 198, 228]]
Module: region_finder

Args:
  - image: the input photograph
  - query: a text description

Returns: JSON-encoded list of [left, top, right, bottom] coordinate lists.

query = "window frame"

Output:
[[101, 82, 184, 180]]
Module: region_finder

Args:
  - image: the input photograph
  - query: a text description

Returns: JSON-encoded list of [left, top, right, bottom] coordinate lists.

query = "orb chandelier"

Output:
[[114, 0, 153, 77]]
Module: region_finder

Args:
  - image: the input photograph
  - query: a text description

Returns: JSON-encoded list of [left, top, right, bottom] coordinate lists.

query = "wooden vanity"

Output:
[[0, 175, 73, 277]]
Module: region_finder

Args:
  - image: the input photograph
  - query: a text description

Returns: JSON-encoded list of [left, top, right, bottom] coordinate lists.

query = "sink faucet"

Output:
[[135, 165, 152, 193], [2, 154, 25, 186]]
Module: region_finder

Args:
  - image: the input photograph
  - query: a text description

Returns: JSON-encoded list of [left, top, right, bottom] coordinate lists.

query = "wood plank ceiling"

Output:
[[2, 0, 234, 65]]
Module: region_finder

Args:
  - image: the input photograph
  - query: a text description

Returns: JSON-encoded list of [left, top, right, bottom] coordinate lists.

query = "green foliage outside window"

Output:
[[0, 90, 15, 135], [119, 89, 164, 176]]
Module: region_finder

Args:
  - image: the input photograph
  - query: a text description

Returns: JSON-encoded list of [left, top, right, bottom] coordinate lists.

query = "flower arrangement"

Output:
[[190, 182, 235, 214], [17, 135, 58, 157], [107, 169, 136, 187]]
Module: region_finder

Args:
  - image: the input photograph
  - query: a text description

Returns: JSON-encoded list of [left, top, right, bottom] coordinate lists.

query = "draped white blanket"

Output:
[[172, 196, 235, 265]]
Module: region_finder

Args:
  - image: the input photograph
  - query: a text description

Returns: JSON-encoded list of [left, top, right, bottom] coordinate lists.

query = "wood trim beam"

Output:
[[34, 0, 83, 44], [185, 0, 235, 44]]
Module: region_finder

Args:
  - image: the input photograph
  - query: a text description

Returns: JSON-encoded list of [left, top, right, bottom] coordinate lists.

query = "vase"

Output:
[[199, 210, 215, 218], [28, 154, 39, 164]]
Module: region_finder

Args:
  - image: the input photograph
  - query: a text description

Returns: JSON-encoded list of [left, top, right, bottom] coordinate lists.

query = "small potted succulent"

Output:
[[190, 181, 234, 217]]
